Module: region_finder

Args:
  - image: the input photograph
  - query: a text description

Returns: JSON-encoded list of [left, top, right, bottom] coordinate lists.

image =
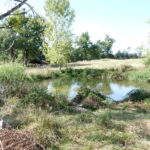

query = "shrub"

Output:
[[124, 89, 150, 102], [73, 87, 106, 104], [72, 87, 110, 110], [22, 87, 69, 111], [144, 54, 150, 67]]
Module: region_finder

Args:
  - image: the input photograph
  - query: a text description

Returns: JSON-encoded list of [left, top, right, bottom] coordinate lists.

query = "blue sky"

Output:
[[1, 0, 150, 52]]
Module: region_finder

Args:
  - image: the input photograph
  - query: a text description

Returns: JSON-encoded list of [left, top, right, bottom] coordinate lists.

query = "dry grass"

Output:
[[68, 58, 145, 70], [26, 59, 144, 76]]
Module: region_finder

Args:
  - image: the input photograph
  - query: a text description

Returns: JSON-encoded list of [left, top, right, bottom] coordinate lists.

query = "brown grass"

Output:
[[68, 58, 144, 70], [26, 59, 144, 76]]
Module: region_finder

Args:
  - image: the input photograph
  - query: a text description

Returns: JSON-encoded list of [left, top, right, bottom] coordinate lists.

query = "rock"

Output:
[[74, 106, 88, 112], [0, 119, 11, 130]]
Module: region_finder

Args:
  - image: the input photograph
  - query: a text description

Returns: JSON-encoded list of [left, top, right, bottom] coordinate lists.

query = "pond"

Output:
[[39, 78, 150, 101]]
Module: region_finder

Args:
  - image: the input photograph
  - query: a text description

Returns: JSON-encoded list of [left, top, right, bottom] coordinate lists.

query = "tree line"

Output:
[[0, 0, 142, 67]]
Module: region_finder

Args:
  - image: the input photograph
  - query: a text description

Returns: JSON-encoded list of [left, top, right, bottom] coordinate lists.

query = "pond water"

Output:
[[39, 78, 150, 101]]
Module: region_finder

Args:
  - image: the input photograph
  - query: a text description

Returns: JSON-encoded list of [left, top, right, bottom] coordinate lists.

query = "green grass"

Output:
[[25, 58, 144, 80], [1, 60, 150, 149], [1, 96, 150, 149]]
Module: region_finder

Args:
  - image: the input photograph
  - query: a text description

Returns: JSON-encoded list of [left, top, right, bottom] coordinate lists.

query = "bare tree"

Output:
[[0, 0, 37, 20]]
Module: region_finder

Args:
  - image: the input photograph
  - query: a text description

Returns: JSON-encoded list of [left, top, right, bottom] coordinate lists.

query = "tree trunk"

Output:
[[24, 50, 28, 67], [10, 48, 16, 62]]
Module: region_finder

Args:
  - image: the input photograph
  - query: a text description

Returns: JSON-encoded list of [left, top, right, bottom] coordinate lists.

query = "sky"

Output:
[[1, 0, 150, 52]]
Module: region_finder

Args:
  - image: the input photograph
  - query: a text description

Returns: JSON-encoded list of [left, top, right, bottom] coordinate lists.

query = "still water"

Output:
[[40, 78, 150, 101]]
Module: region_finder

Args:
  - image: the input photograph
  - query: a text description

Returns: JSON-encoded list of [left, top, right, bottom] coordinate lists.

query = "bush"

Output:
[[23, 87, 69, 111], [72, 87, 110, 110], [144, 54, 150, 67], [73, 87, 106, 104], [124, 89, 150, 102]]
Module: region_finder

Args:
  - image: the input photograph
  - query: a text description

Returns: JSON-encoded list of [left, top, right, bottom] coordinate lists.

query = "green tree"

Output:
[[97, 35, 115, 58], [76, 32, 92, 60], [0, 30, 12, 62], [6, 14, 45, 66], [44, 0, 75, 68]]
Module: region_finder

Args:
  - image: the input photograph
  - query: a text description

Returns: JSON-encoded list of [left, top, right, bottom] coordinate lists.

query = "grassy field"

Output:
[[26, 58, 145, 77], [69, 58, 145, 70]]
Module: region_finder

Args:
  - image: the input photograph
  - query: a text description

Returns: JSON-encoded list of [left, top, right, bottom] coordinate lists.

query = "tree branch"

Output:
[[0, 0, 28, 20], [14, 0, 39, 16], [4, 41, 15, 53]]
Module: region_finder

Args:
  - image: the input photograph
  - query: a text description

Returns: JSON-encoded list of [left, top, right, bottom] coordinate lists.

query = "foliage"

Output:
[[144, 54, 150, 67], [128, 69, 150, 81], [115, 50, 139, 59], [124, 89, 150, 102], [1, 93, 150, 149], [44, 0, 75, 67], [74, 32, 93, 60], [0, 63, 25, 83], [97, 34, 115, 58], [71, 33, 115, 61], [72, 87, 109, 110], [0, 13, 45, 65], [23, 87, 69, 111], [0, 30, 15, 62], [0, 63, 31, 98]]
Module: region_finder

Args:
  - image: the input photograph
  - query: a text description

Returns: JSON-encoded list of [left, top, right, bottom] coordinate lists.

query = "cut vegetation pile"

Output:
[[0, 129, 44, 150]]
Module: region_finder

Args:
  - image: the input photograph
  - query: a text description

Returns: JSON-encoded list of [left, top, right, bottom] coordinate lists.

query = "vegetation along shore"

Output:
[[1, 0, 150, 149]]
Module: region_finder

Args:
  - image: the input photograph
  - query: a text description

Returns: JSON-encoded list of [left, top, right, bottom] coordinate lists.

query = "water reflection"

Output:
[[40, 78, 150, 101], [108, 83, 136, 101]]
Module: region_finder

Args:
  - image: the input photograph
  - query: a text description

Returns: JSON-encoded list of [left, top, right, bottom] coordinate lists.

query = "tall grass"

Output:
[[128, 69, 150, 81], [0, 63, 26, 83], [0, 63, 31, 98]]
